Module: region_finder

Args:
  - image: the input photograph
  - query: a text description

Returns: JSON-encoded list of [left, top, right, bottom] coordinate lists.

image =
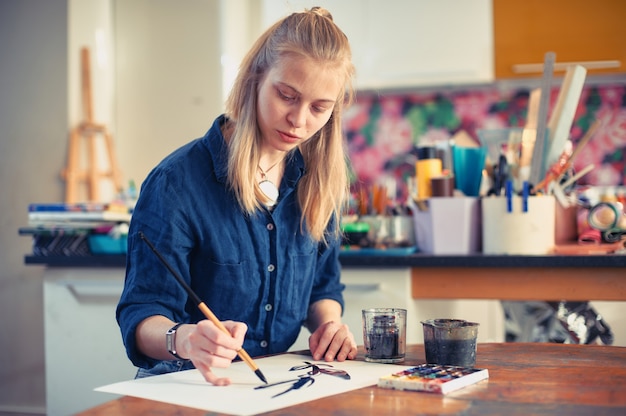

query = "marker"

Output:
[[505, 180, 513, 213], [522, 181, 530, 213]]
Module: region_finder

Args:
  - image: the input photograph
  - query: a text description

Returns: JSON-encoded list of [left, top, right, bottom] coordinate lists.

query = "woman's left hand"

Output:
[[308, 320, 357, 362]]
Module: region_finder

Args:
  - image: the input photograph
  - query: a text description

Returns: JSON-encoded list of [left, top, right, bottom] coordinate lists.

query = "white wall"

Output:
[[67, 0, 225, 201], [220, 0, 262, 102], [0, 0, 225, 413], [0, 1, 66, 413], [114, 0, 223, 188]]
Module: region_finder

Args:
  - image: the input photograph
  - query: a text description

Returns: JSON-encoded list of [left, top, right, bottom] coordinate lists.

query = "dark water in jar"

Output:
[[366, 314, 401, 359], [424, 338, 477, 367], [366, 331, 400, 359]]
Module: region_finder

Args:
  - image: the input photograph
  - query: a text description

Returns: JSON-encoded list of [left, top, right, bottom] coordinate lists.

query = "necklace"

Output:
[[258, 159, 282, 207]]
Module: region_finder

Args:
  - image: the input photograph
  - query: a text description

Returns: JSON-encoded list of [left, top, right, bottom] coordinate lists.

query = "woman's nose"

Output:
[[287, 106, 306, 128]]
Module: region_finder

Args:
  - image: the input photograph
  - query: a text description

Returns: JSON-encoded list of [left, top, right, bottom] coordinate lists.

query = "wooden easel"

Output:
[[61, 47, 123, 203]]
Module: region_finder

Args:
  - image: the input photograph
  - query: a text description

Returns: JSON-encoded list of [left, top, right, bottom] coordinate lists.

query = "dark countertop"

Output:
[[24, 253, 626, 268]]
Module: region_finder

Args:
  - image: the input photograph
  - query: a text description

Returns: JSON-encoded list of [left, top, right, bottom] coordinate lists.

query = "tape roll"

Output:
[[602, 229, 625, 243], [588, 202, 619, 231]]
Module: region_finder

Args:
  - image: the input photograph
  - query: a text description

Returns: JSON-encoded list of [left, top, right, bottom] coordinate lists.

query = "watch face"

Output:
[[166, 326, 176, 352], [166, 331, 174, 351], [166, 324, 183, 359]]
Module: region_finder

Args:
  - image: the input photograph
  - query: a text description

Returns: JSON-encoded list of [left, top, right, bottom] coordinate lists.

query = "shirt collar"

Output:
[[202, 114, 306, 186]]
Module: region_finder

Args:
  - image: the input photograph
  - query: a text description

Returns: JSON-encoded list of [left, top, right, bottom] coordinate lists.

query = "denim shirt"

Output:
[[116, 115, 345, 371]]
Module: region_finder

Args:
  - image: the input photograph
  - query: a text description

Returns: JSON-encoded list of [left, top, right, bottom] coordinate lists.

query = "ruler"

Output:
[[546, 64, 587, 167], [528, 52, 556, 187]]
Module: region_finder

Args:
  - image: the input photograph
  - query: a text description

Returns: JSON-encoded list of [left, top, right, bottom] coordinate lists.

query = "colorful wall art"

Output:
[[344, 83, 626, 202]]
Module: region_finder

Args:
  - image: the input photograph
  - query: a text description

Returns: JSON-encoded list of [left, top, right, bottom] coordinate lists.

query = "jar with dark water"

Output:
[[367, 315, 400, 361], [421, 319, 479, 367], [363, 308, 406, 363]]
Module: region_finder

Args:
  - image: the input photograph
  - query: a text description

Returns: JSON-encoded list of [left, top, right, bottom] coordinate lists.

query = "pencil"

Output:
[[138, 231, 268, 384]]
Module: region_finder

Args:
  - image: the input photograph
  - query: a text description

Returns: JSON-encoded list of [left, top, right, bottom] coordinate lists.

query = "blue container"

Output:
[[88, 234, 128, 254]]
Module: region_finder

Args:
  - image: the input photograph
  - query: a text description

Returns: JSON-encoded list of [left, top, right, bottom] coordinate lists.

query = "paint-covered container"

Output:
[[422, 319, 479, 367]]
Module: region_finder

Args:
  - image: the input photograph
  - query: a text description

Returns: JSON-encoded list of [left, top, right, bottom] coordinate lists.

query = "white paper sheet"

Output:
[[95, 354, 411, 415]]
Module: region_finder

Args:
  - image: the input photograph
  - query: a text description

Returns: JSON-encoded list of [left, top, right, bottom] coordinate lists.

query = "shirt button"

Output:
[[260, 340, 268, 348], [264, 303, 273, 312], [267, 223, 274, 231], [267, 264, 275, 272]]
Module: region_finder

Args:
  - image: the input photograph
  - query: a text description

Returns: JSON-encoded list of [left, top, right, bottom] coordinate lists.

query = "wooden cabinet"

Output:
[[493, 0, 626, 78], [290, 267, 505, 351], [261, 0, 494, 89]]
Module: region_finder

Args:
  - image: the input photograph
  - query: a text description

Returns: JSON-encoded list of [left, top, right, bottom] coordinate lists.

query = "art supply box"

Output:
[[378, 364, 489, 395]]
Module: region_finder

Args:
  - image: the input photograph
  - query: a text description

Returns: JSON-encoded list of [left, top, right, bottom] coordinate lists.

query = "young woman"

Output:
[[116, 7, 357, 386]]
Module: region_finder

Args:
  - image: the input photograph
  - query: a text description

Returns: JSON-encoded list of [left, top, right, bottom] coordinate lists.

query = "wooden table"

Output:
[[78, 343, 626, 415]]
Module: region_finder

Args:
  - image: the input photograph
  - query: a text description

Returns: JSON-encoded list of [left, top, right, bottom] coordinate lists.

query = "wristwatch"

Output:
[[166, 323, 185, 360]]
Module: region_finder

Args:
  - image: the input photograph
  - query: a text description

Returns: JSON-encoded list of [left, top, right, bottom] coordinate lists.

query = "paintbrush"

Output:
[[138, 231, 268, 384]]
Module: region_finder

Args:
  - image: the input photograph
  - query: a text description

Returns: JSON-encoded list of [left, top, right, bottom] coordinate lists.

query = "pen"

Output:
[[522, 181, 530, 213], [138, 231, 268, 384], [505, 180, 513, 213]]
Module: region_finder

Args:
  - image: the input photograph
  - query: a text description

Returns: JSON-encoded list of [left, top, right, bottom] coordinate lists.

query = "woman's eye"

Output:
[[278, 90, 296, 101]]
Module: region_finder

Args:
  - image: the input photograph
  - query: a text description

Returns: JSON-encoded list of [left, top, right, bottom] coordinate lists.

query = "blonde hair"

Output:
[[224, 7, 355, 243]]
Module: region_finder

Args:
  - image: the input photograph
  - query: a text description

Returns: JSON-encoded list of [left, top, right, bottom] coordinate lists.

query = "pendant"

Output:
[[259, 180, 279, 207]]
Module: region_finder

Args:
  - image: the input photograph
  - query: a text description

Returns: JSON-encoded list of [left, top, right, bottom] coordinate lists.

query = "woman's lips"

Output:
[[278, 130, 300, 143]]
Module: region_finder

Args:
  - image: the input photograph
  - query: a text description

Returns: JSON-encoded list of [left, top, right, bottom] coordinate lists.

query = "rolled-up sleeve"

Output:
[[310, 235, 345, 314], [116, 167, 195, 368]]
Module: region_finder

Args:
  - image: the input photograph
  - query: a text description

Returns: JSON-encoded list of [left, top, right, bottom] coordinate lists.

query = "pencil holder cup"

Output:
[[359, 215, 389, 246], [482, 195, 555, 254], [452, 146, 487, 197], [362, 308, 406, 363], [388, 215, 416, 247], [412, 197, 481, 254], [555, 203, 578, 244]]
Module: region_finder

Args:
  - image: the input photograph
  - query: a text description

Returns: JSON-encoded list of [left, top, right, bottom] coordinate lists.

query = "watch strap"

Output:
[[166, 322, 185, 360]]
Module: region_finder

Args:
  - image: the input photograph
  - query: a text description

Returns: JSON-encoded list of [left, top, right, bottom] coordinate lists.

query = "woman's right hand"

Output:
[[180, 319, 248, 385]]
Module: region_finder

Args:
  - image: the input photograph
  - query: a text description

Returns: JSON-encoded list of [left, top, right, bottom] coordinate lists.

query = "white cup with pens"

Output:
[[482, 184, 556, 255]]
